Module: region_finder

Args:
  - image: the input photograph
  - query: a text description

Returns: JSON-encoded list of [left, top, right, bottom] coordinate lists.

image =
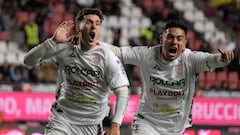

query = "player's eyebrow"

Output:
[[167, 33, 185, 38], [85, 18, 101, 24]]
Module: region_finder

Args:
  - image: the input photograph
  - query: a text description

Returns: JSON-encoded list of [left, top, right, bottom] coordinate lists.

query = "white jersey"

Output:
[[119, 45, 227, 133], [26, 39, 129, 125]]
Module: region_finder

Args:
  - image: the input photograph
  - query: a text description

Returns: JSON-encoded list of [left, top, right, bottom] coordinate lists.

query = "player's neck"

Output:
[[81, 41, 97, 51]]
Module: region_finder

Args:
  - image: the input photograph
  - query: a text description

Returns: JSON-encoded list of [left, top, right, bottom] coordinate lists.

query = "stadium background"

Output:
[[0, 0, 240, 134]]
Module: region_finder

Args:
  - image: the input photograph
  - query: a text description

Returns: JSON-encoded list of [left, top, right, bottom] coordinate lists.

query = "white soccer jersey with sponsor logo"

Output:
[[28, 39, 129, 125], [120, 45, 225, 133]]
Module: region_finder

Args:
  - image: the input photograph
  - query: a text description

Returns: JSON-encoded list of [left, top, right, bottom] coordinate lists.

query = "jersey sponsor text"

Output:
[[66, 78, 99, 88], [149, 88, 185, 97], [150, 76, 185, 86], [65, 65, 101, 78]]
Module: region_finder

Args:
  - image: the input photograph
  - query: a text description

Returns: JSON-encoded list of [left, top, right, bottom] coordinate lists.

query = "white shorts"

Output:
[[45, 108, 103, 135], [131, 114, 183, 135]]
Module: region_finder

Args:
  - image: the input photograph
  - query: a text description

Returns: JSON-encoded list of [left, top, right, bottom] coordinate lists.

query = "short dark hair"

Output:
[[163, 20, 188, 35], [75, 8, 104, 23]]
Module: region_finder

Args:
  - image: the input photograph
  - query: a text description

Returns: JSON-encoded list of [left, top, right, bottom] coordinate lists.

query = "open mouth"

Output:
[[89, 32, 95, 42], [169, 48, 177, 54]]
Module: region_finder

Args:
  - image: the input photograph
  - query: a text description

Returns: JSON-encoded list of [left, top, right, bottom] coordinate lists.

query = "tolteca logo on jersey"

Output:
[[66, 92, 96, 103], [152, 103, 179, 114]]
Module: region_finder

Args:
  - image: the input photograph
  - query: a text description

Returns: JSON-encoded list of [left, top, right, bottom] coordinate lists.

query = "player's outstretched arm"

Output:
[[207, 48, 234, 68], [105, 86, 129, 135]]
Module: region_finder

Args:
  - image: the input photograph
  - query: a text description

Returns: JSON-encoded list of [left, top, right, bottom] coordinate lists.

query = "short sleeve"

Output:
[[105, 51, 129, 89]]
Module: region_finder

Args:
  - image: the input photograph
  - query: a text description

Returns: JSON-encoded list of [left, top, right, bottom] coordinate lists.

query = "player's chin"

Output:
[[166, 53, 178, 61], [88, 39, 97, 45]]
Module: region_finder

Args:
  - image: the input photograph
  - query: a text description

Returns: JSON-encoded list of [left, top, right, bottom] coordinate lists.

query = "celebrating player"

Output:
[[24, 8, 129, 135], [99, 20, 234, 135]]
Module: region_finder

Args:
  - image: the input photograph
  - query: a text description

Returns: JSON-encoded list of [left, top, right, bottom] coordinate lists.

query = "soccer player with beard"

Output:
[[24, 8, 129, 135], [99, 20, 234, 135]]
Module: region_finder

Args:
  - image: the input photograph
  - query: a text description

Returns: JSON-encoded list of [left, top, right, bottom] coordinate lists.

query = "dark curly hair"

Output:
[[75, 8, 104, 24]]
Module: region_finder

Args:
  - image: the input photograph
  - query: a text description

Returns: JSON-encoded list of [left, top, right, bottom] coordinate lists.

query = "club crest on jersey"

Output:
[[174, 64, 183, 73], [91, 55, 100, 65]]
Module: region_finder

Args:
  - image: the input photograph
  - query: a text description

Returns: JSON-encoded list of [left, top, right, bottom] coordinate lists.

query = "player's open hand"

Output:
[[218, 49, 234, 62], [53, 20, 75, 43]]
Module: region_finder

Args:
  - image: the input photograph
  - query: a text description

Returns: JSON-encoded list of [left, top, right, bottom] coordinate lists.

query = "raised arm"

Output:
[[24, 21, 75, 67], [191, 48, 234, 74], [24, 38, 62, 67]]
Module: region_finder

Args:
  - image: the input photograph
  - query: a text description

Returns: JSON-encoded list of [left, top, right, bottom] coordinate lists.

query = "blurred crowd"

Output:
[[0, 0, 239, 95]]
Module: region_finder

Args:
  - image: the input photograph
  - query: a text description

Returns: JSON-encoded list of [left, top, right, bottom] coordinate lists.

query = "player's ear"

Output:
[[75, 22, 84, 32], [76, 25, 80, 32]]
